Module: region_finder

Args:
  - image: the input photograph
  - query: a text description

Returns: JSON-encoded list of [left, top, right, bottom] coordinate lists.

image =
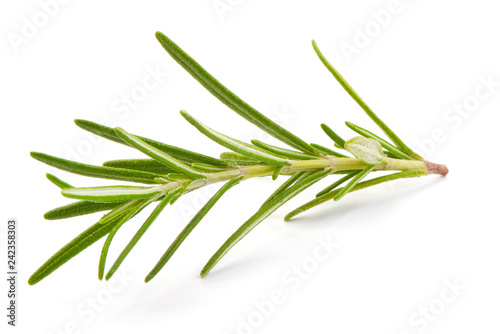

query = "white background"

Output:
[[2, 0, 500, 333]]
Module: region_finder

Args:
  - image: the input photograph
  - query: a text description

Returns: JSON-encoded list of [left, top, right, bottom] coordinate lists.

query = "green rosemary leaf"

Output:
[[316, 170, 360, 197], [200, 169, 331, 277], [310, 143, 348, 158], [320, 123, 346, 148], [165, 173, 189, 180], [191, 163, 234, 173], [169, 181, 192, 204], [31, 152, 162, 184], [73, 119, 122, 144], [99, 200, 144, 225], [251, 140, 318, 160], [162, 173, 190, 181], [44, 201, 123, 220], [181, 111, 291, 166], [153, 177, 169, 184], [283, 169, 332, 195], [272, 166, 283, 180], [285, 170, 426, 221], [384, 151, 400, 159], [74, 119, 229, 167], [220, 152, 258, 161], [103, 159, 175, 175], [98, 199, 150, 280], [344, 136, 388, 165], [334, 165, 376, 201], [114, 127, 207, 180], [28, 215, 123, 285], [344, 122, 412, 160], [145, 176, 243, 282], [46, 173, 73, 189], [221, 159, 264, 166], [105, 194, 173, 280], [259, 172, 308, 208], [62, 185, 164, 202], [311, 40, 422, 160], [155, 32, 315, 154], [333, 170, 363, 174]]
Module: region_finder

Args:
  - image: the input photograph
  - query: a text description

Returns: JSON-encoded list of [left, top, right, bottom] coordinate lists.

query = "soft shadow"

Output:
[[285, 175, 447, 225]]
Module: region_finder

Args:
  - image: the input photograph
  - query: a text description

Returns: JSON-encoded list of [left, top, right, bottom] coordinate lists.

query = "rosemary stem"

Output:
[[194, 157, 432, 190]]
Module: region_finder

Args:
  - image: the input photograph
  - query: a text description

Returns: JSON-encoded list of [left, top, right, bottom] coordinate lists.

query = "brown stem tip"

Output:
[[424, 160, 449, 177]]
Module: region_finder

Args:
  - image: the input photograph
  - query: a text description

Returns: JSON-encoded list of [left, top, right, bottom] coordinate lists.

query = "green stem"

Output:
[[198, 156, 427, 187]]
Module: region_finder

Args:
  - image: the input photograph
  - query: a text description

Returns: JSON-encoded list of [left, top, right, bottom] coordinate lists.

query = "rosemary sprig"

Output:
[[28, 32, 448, 286]]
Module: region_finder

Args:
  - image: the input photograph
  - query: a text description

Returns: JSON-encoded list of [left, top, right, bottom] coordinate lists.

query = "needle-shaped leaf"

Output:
[[155, 32, 315, 154], [28, 215, 123, 285], [31, 152, 162, 184], [345, 122, 412, 160], [105, 194, 174, 280], [98, 199, 151, 280], [272, 166, 283, 180], [316, 170, 360, 197], [334, 165, 376, 201], [383, 151, 401, 159], [44, 201, 123, 220], [310, 143, 348, 158], [181, 111, 291, 166], [251, 140, 319, 160], [165, 173, 189, 180], [75, 119, 229, 167], [46, 173, 73, 189], [220, 152, 259, 162], [332, 170, 363, 174], [221, 159, 264, 166], [201, 169, 331, 277], [344, 136, 388, 165], [191, 163, 234, 173], [103, 159, 175, 175], [285, 170, 426, 221], [169, 181, 193, 204], [320, 123, 346, 148], [62, 185, 165, 202], [99, 200, 145, 225], [145, 176, 243, 282], [311, 40, 422, 160], [259, 172, 308, 208], [114, 127, 207, 180]]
